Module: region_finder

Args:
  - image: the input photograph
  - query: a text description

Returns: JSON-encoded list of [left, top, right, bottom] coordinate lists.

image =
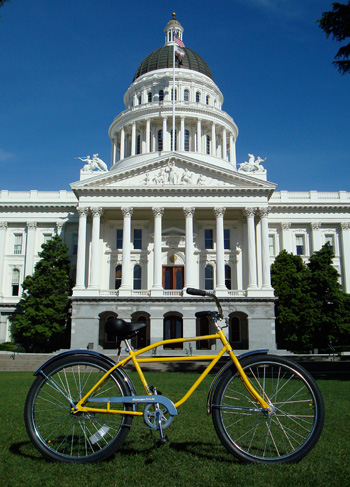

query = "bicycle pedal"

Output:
[[156, 436, 168, 448]]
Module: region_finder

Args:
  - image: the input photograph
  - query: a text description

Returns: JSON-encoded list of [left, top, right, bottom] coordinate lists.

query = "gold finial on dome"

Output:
[[172, 12, 176, 19]]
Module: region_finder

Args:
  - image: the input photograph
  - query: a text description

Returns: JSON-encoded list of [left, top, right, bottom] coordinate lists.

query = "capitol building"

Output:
[[1, 15, 349, 354]]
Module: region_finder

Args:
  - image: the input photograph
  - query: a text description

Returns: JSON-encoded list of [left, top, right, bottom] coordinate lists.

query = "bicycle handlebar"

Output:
[[186, 288, 223, 318]]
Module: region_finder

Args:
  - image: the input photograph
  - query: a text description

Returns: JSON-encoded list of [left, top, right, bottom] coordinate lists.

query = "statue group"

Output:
[[76, 154, 108, 173]]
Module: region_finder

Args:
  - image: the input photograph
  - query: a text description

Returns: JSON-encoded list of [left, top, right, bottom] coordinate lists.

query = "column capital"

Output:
[[0, 221, 8, 230], [77, 207, 89, 217], [152, 207, 164, 217], [26, 221, 37, 229], [121, 207, 134, 218], [214, 207, 226, 218], [281, 221, 291, 230], [243, 207, 256, 218], [183, 207, 195, 218], [258, 207, 269, 218], [341, 222, 350, 230], [90, 207, 103, 218], [311, 222, 321, 230]]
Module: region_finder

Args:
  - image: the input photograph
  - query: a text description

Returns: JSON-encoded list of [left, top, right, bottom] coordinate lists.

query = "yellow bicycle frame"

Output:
[[74, 326, 271, 416]]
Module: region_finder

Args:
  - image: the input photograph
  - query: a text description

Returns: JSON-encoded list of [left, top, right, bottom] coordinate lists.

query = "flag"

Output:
[[174, 33, 185, 48], [174, 45, 185, 58]]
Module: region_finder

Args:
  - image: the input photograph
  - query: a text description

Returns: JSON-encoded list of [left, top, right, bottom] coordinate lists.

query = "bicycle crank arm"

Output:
[[87, 395, 178, 416]]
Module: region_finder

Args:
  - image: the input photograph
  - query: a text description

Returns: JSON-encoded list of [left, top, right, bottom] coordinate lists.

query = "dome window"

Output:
[[196, 91, 200, 103], [148, 92, 152, 103], [206, 95, 210, 105], [158, 130, 163, 151], [184, 130, 190, 151], [137, 134, 141, 154], [206, 135, 210, 155], [184, 89, 189, 102], [159, 89, 164, 102], [138, 95, 142, 105], [171, 88, 177, 101]]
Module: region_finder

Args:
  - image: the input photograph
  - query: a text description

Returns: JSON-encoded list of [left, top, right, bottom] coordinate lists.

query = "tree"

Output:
[[10, 235, 72, 352], [307, 243, 350, 349], [318, 1, 350, 75], [271, 250, 315, 351]]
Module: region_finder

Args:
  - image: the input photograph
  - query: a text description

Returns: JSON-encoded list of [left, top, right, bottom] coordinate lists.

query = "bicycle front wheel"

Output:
[[24, 355, 133, 463], [212, 354, 324, 464]]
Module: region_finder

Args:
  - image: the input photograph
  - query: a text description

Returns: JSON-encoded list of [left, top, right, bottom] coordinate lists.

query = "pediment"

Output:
[[70, 154, 276, 194]]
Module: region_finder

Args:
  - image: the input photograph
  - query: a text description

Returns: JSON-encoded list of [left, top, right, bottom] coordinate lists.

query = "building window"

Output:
[[225, 265, 232, 290], [224, 229, 230, 249], [230, 316, 240, 342], [137, 134, 141, 154], [196, 91, 200, 103], [184, 130, 190, 151], [134, 229, 142, 249], [12, 268, 20, 296], [170, 129, 177, 151], [159, 89, 164, 102], [163, 314, 183, 349], [205, 265, 214, 290], [116, 229, 123, 249], [115, 265, 122, 289], [14, 234, 23, 255], [325, 234, 334, 251], [206, 135, 210, 155], [171, 88, 177, 101], [158, 129, 163, 151], [205, 229, 213, 249], [138, 95, 141, 105], [184, 89, 189, 101], [269, 235, 275, 257], [296, 235, 305, 256], [206, 95, 210, 105], [133, 265, 142, 290], [148, 91, 152, 103], [72, 234, 78, 255]]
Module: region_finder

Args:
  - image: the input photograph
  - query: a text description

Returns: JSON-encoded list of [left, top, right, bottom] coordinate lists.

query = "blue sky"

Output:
[[0, 0, 349, 192]]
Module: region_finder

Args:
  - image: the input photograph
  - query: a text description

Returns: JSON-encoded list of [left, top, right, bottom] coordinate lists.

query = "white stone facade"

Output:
[[1, 17, 349, 353]]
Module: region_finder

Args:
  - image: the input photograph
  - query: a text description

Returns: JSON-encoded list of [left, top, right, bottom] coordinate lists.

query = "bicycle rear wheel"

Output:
[[24, 355, 133, 463], [212, 354, 324, 464]]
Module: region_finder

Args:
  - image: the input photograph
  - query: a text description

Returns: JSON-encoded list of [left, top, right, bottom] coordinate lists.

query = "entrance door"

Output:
[[163, 266, 184, 290]]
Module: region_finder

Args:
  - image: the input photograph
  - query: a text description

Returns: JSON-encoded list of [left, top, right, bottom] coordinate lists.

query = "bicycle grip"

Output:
[[186, 288, 208, 297]]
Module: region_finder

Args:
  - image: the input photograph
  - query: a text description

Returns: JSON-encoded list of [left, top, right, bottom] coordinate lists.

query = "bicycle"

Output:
[[24, 288, 325, 464]]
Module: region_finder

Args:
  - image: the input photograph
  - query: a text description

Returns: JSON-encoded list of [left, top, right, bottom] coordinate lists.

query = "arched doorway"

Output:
[[163, 312, 183, 349], [99, 311, 118, 349], [130, 311, 150, 349], [228, 312, 249, 349]]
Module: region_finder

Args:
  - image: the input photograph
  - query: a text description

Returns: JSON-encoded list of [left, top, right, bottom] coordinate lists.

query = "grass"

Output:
[[0, 370, 350, 487]]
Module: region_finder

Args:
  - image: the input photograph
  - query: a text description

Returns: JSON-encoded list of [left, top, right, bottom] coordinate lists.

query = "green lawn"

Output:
[[1, 370, 349, 487]]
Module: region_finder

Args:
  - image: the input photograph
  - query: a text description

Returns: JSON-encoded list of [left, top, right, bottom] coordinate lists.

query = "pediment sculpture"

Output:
[[141, 160, 221, 186], [238, 154, 266, 173], [76, 154, 108, 173]]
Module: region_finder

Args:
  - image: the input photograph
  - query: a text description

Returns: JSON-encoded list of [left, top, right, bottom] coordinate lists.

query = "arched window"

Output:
[[158, 129, 163, 151], [205, 265, 214, 290], [184, 89, 189, 102], [136, 134, 141, 154], [229, 313, 249, 349], [225, 265, 232, 290], [115, 265, 122, 290], [206, 135, 210, 155], [138, 95, 141, 105], [159, 89, 164, 102], [206, 95, 210, 105], [133, 265, 142, 290], [163, 314, 183, 349], [184, 130, 190, 151], [196, 91, 200, 103], [170, 129, 177, 151], [148, 91, 152, 103], [12, 268, 20, 296]]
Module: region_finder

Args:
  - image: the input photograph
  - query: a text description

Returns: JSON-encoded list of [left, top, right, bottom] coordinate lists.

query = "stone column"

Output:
[[152, 207, 164, 295], [244, 208, 257, 289], [75, 207, 89, 289], [89, 207, 103, 289], [311, 222, 322, 252], [131, 122, 136, 156], [119, 207, 133, 294], [146, 119, 151, 154], [281, 222, 292, 252], [120, 127, 125, 160], [211, 123, 216, 156], [230, 134, 236, 168], [222, 128, 227, 160], [197, 118, 202, 153], [25, 221, 37, 277], [259, 208, 272, 289], [183, 207, 195, 288], [0, 222, 8, 297], [112, 135, 117, 165], [341, 222, 350, 293], [162, 117, 168, 151], [180, 116, 185, 151], [214, 207, 226, 291]]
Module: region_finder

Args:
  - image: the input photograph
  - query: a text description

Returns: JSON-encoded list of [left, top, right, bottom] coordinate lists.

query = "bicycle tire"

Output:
[[24, 355, 133, 463], [212, 354, 324, 464]]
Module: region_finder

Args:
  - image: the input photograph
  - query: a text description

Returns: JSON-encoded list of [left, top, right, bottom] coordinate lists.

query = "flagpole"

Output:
[[172, 36, 175, 152]]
